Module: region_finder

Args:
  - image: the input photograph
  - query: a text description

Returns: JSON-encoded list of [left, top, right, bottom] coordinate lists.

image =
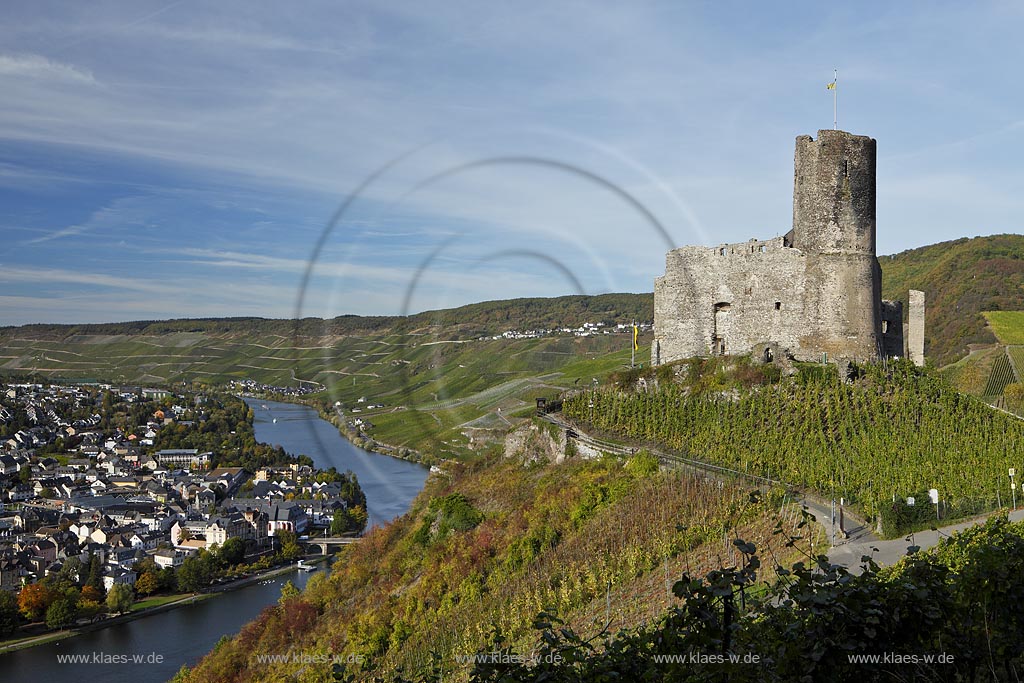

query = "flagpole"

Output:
[[833, 68, 838, 130]]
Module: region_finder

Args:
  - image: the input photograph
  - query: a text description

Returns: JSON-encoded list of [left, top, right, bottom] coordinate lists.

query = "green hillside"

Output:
[[179, 425, 1024, 683], [0, 293, 651, 343], [880, 233, 1024, 366], [0, 293, 651, 387], [0, 294, 651, 460]]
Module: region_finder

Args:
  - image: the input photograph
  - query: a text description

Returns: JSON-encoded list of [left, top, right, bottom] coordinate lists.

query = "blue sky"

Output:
[[1, 1, 1022, 325]]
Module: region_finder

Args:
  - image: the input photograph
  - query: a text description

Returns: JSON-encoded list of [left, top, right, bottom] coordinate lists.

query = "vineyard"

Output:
[[1009, 346, 1024, 382], [181, 453, 815, 682], [982, 350, 1019, 399], [563, 359, 1024, 527]]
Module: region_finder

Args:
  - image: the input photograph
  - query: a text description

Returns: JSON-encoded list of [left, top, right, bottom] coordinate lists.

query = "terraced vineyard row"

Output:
[[1008, 346, 1024, 382], [982, 350, 1019, 398]]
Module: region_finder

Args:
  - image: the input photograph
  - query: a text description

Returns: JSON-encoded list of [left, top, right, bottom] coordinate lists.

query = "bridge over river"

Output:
[[307, 536, 361, 554]]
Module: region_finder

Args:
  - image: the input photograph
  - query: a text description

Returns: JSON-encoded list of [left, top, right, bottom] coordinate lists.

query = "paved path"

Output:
[[828, 507, 1024, 574]]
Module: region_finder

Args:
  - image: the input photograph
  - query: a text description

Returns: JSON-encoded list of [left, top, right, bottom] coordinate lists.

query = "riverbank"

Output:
[[0, 562, 302, 655]]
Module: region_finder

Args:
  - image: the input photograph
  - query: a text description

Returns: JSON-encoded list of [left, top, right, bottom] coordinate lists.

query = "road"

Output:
[[828, 507, 1024, 574]]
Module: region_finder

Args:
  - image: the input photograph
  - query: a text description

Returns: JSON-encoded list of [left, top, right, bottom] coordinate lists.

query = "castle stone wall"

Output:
[[653, 237, 805, 363], [792, 130, 877, 255], [880, 300, 905, 358], [654, 130, 912, 366], [908, 289, 926, 366]]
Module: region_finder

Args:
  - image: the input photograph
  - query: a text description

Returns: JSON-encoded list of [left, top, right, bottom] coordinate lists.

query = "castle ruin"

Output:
[[653, 129, 924, 366]]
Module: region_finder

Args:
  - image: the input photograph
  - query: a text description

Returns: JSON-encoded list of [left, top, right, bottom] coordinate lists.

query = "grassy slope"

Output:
[[181, 452, 811, 683], [984, 311, 1024, 345], [880, 233, 1024, 366]]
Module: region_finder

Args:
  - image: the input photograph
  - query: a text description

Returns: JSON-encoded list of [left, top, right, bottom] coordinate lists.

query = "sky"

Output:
[[1, 1, 1022, 325]]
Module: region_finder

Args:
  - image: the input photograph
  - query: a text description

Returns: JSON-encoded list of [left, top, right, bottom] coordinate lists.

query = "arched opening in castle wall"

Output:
[[713, 302, 731, 355]]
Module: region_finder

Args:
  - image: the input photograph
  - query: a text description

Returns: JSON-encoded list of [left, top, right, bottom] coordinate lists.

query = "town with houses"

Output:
[[0, 381, 366, 631], [487, 321, 652, 341]]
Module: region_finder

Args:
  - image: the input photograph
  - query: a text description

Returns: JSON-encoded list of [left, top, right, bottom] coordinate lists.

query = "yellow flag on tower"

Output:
[[632, 323, 639, 351], [826, 80, 836, 90]]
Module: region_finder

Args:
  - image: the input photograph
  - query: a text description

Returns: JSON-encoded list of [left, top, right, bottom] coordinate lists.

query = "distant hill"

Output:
[[0, 293, 652, 460], [0, 293, 652, 341], [4, 233, 1022, 376], [0, 292, 652, 389], [880, 233, 1024, 366]]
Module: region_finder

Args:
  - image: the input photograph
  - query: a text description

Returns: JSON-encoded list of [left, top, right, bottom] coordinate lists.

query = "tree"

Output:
[[105, 584, 135, 614], [0, 590, 19, 636], [80, 584, 105, 604], [217, 537, 245, 567], [329, 506, 367, 536], [177, 556, 208, 593], [135, 572, 160, 596], [53, 557, 82, 588], [158, 566, 178, 592], [132, 557, 159, 577], [86, 553, 104, 598], [274, 529, 298, 548], [347, 505, 368, 532], [45, 596, 77, 629], [273, 528, 303, 560], [76, 598, 103, 621], [330, 509, 351, 536], [18, 582, 55, 622], [278, 580, 300, 606]]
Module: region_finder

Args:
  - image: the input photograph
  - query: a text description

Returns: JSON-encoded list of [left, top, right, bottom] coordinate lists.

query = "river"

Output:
[[0, 398, 428, 682], [245, 399, 429, 529]]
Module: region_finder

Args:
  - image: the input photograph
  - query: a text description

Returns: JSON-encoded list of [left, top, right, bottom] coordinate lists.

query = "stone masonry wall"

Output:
[[653, 130, 897, 366], [653, 237, 805, 363], [880, 300, 904, 358], [908, 289, 926, 366]]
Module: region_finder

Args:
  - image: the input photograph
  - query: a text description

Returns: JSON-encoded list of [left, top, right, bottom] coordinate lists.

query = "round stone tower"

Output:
[[792, 129, 876, 254], [791, 130, 882, 361]]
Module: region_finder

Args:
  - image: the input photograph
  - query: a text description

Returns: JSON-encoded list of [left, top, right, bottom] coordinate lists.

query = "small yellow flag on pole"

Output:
[[827, 69, 838, 129], [633, 323, 639, 351]]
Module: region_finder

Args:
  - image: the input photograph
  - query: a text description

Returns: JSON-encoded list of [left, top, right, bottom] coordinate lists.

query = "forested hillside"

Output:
[[880, 233, 1024, 366]]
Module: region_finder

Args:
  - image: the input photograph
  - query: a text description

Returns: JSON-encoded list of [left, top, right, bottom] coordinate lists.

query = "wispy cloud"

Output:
[[26, 197, 153, 244], [0, 266, 169, 294], [0, 53, 96, 83]]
